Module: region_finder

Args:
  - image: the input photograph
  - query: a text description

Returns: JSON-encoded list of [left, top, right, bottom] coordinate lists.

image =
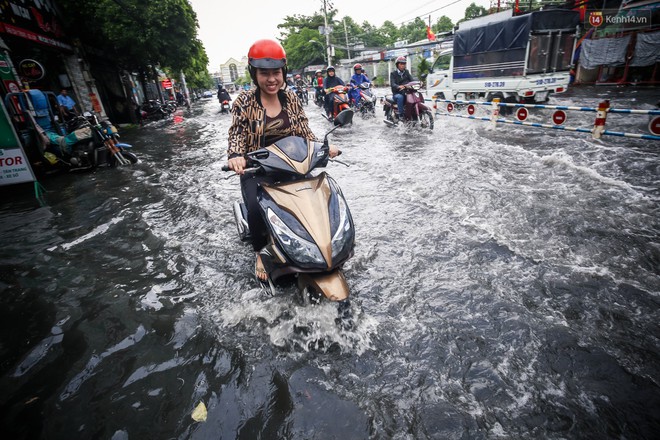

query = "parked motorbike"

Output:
[[49, 113, 138, 171], [383, 81, 434, 129], [4, 90, 137, 176], [137, 100, 170, 123], [351, 82, 377, 119], [323, 85, 354, 126], [223, 111, 355, 321]]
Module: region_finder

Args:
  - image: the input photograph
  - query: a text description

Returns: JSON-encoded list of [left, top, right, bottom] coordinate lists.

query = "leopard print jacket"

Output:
[[227, 88, 317, 158]]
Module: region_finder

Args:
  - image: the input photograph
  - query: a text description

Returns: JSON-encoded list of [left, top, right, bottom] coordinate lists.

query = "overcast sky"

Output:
[[189, 0, 492, 71]]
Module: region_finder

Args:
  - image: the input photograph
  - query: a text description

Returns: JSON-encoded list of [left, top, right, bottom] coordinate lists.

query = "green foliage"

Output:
[[375, 62, 389, 86], [462, 2, 489, 22], [417, 57, 431, 82], [56, 0, 209, 77], [400, 17, 428, 43], [432, 16, 454, 33], [282, 28, 327, 69]]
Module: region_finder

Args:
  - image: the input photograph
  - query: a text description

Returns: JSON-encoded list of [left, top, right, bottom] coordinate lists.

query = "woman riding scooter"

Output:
[[323, 66, 345, 119], [348, 63, 370, 108], [226, 39, 339, 282]]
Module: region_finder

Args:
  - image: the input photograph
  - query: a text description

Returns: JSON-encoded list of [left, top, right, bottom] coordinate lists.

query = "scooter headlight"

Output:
[[267, 208, 325, 265], [331, 193, 353, 258]]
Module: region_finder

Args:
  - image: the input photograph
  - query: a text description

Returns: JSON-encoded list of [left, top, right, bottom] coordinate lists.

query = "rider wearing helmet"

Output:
[[323, 65, 345, 118], [227, 39, 339, 281], [349, 63, 371, 107], [312, 69, 324, 103], [390, 56, 414, 121], [217, 84, 231, 105], [294, 73, 306, 89]]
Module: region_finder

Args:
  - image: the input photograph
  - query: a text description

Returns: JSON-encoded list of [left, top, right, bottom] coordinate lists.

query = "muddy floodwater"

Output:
[[1, 86, 659, 439]]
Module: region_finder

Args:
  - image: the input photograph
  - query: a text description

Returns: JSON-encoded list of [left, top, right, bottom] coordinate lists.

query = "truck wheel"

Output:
[[487, 93, 511, 116]]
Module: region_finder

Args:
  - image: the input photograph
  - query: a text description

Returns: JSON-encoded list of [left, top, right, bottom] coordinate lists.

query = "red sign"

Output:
[[649, 116, 660, 136], [18, 59, 44, 81], [467, 104, 475, 115], [446, 102, 454, 112], [516, 107, 528, 121], [3, 79, 20, 93], [552, 110, 567, 125], [161, 79, 172, 89]]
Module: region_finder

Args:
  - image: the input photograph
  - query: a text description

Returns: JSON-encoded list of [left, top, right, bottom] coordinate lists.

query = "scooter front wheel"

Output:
[[111, 151, 138, 167], [419, 110, 434, 130], [299, 285, 323, 306]]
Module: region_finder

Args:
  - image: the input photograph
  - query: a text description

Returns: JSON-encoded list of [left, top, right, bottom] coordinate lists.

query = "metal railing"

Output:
[[430, 98, 660, 141]]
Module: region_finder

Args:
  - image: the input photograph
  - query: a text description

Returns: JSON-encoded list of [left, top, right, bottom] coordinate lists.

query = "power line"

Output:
[[392, 0, 439, 23], [396, 0, 466, 26]]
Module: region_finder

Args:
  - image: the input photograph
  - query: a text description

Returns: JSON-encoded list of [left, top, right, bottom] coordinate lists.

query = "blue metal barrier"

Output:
[[430, 98, 660, 141]]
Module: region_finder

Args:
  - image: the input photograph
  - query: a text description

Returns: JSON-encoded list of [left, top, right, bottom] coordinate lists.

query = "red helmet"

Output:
[[395, 56, 406, 65], [295, 74, 301, 79], [247, 39, 287, 85], [248, 39, 287, 69], [353, 63, 362, 71]]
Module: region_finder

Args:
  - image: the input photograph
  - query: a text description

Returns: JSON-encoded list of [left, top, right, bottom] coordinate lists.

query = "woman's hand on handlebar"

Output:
[[329, 144, 340, 158], [228, 156, 247, 175]]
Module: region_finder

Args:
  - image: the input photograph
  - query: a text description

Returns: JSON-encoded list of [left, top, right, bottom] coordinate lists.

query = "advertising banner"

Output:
[[0, 100, 36, 185]]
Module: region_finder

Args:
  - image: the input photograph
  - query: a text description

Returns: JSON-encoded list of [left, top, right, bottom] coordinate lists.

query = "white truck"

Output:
[[425, 9, 580, 104]]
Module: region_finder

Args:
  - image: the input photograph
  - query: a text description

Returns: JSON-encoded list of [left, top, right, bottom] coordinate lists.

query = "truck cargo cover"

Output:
[[454, 10, 580, 56]]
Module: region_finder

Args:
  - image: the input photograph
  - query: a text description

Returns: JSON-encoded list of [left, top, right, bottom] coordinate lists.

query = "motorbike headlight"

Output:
[[331, 194, 353, 257], [267, 208, 325, 265]]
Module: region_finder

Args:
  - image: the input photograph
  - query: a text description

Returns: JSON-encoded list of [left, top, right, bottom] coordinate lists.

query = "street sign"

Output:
[[516, 107, 528, 121], [446, 102, 454, 112], [467, 104, 475, 115], [552, 110, 566, 125]]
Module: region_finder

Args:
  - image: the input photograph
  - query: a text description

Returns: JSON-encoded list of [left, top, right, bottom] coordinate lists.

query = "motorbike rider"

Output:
[[217, 85, 232, 112], [390, 56, 414, 121], [312, 69, 324, 103], [348, 63, 370, 107], [226, 39, 339, 282], [323, 65, 345, 118], [217, 85, 231, 103], [294, 74, 307, 88], [294, 74, 308, 102]]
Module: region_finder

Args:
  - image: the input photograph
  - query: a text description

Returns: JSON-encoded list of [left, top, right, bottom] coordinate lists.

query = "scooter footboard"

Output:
[[298, 270, 349, 302]]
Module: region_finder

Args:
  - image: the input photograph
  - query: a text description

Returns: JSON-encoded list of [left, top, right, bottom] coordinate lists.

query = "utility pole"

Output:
[[323, 0, 332, 66], [343, 18, 351, 60]]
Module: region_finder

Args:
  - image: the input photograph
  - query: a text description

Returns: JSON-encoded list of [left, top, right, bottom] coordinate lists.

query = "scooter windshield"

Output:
[[249, 136, 327, 175]]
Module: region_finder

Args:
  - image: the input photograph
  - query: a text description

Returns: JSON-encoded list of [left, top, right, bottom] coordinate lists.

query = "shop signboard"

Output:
[[0, 1, 72, 50], [0, 100, 35, 185], [0, 52, 20, 93]]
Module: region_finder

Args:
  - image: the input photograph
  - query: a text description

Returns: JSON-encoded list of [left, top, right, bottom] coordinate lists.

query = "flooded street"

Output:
[[1, 85, 659, 439]]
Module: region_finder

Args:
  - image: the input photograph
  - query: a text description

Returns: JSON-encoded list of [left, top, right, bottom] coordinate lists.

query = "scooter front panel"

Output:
[[261, 173, 333, 268]]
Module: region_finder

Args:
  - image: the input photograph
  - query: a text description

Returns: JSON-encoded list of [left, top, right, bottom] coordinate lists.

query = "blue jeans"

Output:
[[393, 93, 405, 119]]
